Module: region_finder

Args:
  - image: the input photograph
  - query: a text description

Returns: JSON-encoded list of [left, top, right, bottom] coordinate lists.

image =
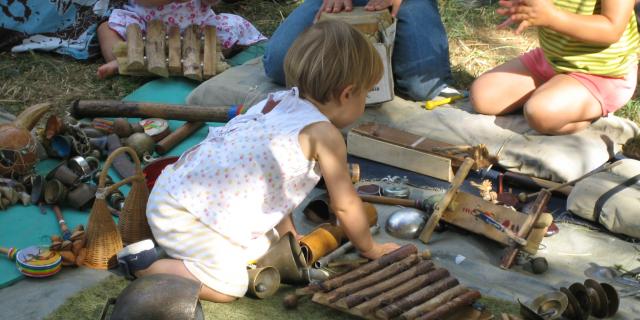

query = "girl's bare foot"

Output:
[[97, 60, 119, 79]]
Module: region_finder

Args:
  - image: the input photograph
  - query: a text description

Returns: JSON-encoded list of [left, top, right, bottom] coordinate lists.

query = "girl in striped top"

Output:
[[470, 0, 639, 135]]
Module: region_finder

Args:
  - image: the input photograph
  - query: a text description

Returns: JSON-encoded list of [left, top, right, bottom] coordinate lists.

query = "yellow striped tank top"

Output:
[[538, 0, 640, 77]]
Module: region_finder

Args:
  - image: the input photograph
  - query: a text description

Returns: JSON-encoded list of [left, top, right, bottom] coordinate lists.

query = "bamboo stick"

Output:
[[167, 25, 181, 75], [338, 260, 434, 309], [325, 254, 420, 303], [376, 277, 459, 319], [399, 285, 468, 320], [416, 290, 481, 320], [182, 25, 201, 80], [72, 100, 241, 122], [352, 268, 450, 316], [320, 244, 417, 292]]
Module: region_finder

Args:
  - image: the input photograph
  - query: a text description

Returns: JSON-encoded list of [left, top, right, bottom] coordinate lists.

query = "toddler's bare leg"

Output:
[[135, 258, 237, 303], [470, 58, 539, 115], [275, 213, 301, 240], [523, 74, 602, 135], [97, 22, 123, 79]]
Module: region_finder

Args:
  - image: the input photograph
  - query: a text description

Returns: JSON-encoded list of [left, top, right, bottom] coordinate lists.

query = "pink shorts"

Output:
[[519, 48, 637, 115]]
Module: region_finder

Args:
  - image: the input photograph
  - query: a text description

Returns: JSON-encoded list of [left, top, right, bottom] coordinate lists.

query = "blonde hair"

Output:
[[284, 19, 383, 104]]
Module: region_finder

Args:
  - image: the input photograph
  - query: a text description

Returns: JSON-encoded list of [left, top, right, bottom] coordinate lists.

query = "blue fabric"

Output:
[[0, 0, 79, 34], [262, 0, 452, 101]]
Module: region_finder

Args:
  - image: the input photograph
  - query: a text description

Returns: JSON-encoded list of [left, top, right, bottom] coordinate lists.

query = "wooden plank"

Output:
[[125, 23, 145, 71], [443, 192, 529, 246], [182, 25, 202, 80], [202, 25, 217, 79], [347, 131, 453, 182], [145, 20, 168, 77], [351, 123, 494, 170], [419, 158, 474, 243], [167, 25, 182, 75]]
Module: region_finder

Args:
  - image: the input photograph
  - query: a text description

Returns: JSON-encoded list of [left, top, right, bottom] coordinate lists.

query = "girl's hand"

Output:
[[360, 242, 400, 260], [497, 0, 557, 34], [364, 0, 403, 17]]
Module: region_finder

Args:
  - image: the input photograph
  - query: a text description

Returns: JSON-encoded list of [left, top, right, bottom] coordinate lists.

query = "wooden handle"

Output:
[[360, 195, 418, 208], [156, 122, 204, 155], [52, 205, 71, 240], [419, 158, 475, 243], [72, 100, 242, 122]]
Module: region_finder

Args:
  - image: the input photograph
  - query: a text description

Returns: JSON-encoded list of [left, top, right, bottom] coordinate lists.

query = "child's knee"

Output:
[[469, 79, 493, 114], [523, 102, 559, 134]]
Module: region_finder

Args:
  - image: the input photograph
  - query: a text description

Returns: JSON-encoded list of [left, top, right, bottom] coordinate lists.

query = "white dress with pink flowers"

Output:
[[108, 0, 266, 49]]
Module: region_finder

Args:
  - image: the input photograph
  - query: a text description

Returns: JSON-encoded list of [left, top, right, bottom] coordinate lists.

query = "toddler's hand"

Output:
[[360, 242, 400, 260]]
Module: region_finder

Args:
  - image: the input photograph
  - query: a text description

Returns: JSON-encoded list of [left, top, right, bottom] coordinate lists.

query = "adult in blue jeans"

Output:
[[263, 0, 452, 101]]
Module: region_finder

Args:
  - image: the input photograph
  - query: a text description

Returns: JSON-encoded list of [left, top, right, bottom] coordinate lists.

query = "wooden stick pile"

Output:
[[310, 244, 482, 320]]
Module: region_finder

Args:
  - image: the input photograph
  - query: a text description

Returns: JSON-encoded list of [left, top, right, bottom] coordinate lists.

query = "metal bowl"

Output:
[[385, 208, 427, 239]]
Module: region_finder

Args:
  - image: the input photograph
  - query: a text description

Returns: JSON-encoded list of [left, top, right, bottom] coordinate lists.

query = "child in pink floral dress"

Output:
[[96, 0, 266, 78]]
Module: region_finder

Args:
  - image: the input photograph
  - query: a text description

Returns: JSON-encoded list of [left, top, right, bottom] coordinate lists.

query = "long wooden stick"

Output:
[[419, 158, 475, 243], [376, 277, 459, 319], [72, 100, 242, 122], [320, 244, 417, 291], [53, 205, 71, 241], [416, 290, 481, 320], [359, 195, 430, 211], [400, 285, 468, 320], [156, 122, 204, 154]]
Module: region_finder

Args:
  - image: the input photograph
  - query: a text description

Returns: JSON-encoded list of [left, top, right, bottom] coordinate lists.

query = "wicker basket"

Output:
[[83, 147, 151, 269]]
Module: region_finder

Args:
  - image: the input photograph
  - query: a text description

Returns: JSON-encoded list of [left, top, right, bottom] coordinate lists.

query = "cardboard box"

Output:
[[319, 8, 397, 105]]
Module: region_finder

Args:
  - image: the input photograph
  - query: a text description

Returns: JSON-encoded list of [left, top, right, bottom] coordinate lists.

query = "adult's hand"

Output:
[[365, 0, 403, 17]]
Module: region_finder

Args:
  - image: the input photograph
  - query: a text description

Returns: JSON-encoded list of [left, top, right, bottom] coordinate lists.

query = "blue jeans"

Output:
[[263, 0, 452, 101]]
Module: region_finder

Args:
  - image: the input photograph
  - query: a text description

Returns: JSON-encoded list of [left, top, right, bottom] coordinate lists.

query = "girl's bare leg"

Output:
[[97, 22, 124, 79], [523, 74, 602, 135], [135, 259, 237, 303], [470, 57, 539, 115], [275, 213, 301, 240]]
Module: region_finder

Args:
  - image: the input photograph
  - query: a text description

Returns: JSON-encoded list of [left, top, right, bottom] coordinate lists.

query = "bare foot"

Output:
[[97, 60, 119, 79]]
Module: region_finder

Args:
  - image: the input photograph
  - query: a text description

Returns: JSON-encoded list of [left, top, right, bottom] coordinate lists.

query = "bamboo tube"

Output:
[[320, 244, 417, 291], [125, 24, 144, 71], [338, 260, 435, 309], [203, 25, 217, 79], [72, 100, 242, 122], [325, 254, 419, 303], [167, 25, 182, 75], [300, 224, 343, 266], [145, 20, 168, 77], [376, 277, 459, 320], [416, 290, 481, 320], [314, 225, 379, 269], [182, 25, 201, 80], [352, 268, 449, 315], [399, 285, 468, 320]]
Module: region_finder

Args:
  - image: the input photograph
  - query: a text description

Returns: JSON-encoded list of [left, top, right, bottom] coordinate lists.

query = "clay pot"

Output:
[[0, 103, 51, 177]]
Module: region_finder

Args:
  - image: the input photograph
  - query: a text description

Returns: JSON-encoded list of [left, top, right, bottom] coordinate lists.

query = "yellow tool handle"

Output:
[[424, 94, 465, 110]]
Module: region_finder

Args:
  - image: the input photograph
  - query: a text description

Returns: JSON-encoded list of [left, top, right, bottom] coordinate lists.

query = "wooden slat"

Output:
[[125, 23, 144, 71], [182, 25, 202, 80], [145, 20, 168, 77], [202, 25, 217, 79], [347, 131, 453, 182], [167, 25, 182, 75]]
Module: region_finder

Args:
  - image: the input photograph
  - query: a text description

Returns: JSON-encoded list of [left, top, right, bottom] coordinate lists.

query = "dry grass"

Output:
[[0, 0, 638, 126]]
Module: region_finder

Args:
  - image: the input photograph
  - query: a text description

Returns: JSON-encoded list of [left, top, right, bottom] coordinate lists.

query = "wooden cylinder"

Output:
[[126, 23, 144, 71], [416, 290, 481, 320], [326, 255, 420, 303], [156, 121, 204, 155], [352, 267, 449, 315], [339, 260, 435, 309], [146, 19, 168, 77], [400, 285, 468, 320], [300, 224, 343, 266], [376, 276, 459, 319], [167, 25, 182, 75], [203, 25, 217, 79], [182, 25, 201, 80], [320, 244, 418, 292], [72, 100, 242, 122]]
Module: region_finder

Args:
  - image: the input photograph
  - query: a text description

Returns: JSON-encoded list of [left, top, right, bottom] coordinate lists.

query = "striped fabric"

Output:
[[539, 0, 640, 77]]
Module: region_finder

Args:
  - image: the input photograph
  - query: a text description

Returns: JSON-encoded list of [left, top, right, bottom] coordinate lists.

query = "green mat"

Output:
[[0, 77, 226, 288], [45, 275, 520, 320]]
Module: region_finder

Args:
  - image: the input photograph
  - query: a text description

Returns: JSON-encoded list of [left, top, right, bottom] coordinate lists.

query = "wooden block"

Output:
[[125, 23, 145, 71], [167, 25, 182, 75], [347, 131, 454, 182], [145, 20, 168, 77], [182, 25, 202, 81], [114, 41, 148, 76], [202, 25, 217, 79]]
